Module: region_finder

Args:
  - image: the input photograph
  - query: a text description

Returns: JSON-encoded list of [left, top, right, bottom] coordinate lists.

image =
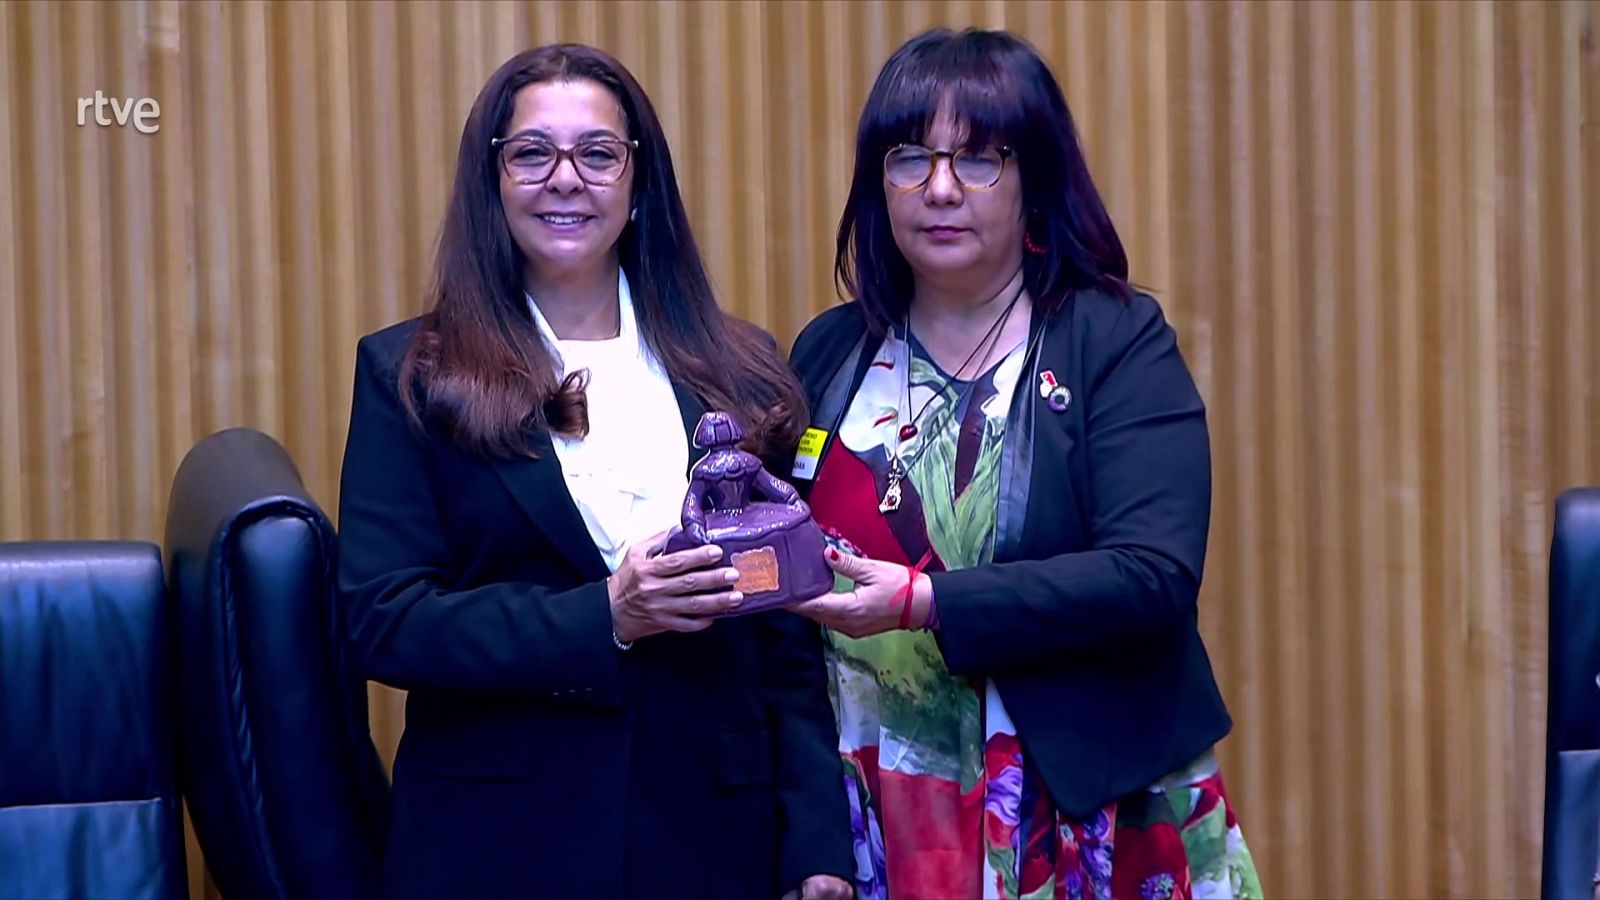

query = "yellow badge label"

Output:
[[791, 428, 827, 481]]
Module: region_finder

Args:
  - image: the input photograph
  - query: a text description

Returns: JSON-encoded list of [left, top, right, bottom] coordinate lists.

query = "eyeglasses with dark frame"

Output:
[[490, 135, 640, 186], [883, 143, 1016, 191]]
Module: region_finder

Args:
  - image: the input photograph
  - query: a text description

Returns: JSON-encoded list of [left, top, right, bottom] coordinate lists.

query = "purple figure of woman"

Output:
[[663, 412, 832, 612]]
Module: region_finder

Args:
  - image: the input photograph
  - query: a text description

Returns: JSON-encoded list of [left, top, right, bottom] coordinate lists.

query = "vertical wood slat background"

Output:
[[0, 2, 1594, 897]]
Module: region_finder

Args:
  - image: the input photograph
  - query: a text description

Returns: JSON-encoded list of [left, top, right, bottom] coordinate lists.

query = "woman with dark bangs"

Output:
[[337, 44, 853, 898], [787, 29, 1263, 900]]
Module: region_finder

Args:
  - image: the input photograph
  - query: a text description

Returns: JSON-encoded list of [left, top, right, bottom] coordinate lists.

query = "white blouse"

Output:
[[527, 270, 688, 572]]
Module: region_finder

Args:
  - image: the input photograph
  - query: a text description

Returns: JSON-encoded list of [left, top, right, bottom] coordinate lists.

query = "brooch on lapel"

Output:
[[1038, 370, 1071, 413]]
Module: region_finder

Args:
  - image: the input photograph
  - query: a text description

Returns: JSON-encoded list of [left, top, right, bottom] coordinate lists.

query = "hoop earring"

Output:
[[1024, 232, 1046, 255]]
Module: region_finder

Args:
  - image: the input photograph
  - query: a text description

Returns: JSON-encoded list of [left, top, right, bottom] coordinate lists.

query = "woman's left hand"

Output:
[[791, 547, 933, 639], [781, 873, 855, 900]]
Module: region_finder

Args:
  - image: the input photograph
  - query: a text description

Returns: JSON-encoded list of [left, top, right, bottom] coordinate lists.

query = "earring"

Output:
[[629, 207, 637, 222], [1024, 210, 1046, 254]]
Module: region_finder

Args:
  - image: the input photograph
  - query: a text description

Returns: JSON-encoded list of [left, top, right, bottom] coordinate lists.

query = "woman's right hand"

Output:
[[607, 530, 745, 643]]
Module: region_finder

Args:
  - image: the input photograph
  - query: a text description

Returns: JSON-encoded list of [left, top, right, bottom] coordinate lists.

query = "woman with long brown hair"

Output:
[[337, 44, 852, 899]]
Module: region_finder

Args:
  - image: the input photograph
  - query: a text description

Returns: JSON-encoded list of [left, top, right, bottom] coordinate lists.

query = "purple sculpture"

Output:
[[662, 411, 832, 615]]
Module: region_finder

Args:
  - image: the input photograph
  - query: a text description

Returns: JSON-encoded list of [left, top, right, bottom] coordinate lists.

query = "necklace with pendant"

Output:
[[880, 280, 1026, 514]]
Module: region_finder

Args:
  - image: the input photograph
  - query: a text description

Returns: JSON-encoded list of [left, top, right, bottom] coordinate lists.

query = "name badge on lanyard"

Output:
[[791, 428, 828, 481]]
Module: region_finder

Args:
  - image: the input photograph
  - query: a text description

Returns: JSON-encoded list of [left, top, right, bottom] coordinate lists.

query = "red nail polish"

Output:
[[827, 548, 839, 561]]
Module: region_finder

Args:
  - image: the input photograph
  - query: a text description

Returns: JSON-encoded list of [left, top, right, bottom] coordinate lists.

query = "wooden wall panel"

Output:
[[1, 2, 1595, 897]]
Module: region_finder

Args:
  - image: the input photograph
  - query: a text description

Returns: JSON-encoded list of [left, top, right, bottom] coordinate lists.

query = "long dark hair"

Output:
[[835, 28, 1131, 333], [401, 44, 807, 459]]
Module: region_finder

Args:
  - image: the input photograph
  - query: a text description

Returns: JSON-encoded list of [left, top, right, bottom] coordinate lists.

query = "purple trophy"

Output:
[[661, 411, 833, 615]]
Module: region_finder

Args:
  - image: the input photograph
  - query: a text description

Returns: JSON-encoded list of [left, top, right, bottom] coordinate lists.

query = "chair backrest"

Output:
[[0, 541, 186, 900], [165, 427, 389, 900], [1544, 487, 1600, 899]]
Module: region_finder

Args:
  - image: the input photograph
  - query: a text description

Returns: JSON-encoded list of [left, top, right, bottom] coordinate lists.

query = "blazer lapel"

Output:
[[673, 383, 709, 467], [492, 383, 707, 582], [490, 430, 611, 582], [994, 309, 1045, 564], [996, 304, 1085, 564]]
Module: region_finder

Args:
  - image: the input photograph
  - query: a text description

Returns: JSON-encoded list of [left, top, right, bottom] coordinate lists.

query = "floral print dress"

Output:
[[807, 332, 1264, 900]]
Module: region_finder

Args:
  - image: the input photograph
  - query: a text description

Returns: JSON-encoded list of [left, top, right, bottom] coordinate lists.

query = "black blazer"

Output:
[[787, 290, 1232, 818], [337, 319, 852, 899]]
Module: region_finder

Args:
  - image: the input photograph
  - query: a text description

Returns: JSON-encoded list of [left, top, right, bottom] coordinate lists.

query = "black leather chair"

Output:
[[165, 427, 390, 900], [0, 541, 186, 900], [1543, 487, 1600, 899]]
